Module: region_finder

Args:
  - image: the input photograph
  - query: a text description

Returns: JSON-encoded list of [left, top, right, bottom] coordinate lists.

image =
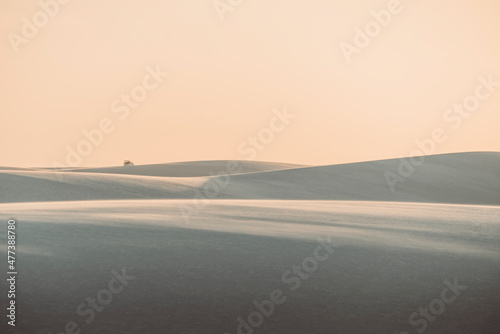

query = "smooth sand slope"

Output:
[[0, 161, 301, 203], [0, 200, 499, 333], [217, 152, 500, 205], [64, 160, 306, 177], [1, 152, 499, 205]]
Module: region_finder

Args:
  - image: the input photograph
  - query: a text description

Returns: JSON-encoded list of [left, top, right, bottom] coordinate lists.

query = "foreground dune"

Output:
[[0, 200, 499, 333]]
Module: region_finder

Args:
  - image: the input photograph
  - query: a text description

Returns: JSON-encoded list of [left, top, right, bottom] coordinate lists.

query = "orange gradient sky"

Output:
[[1, 0, 499, 167]]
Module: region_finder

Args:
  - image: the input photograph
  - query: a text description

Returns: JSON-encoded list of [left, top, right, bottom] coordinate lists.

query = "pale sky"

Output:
[[1, 0, 499, 167]]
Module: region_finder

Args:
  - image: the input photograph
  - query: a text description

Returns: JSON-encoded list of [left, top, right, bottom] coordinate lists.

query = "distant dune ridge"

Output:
[[63, 160, 307, 177], [1, 152, 499, 205]]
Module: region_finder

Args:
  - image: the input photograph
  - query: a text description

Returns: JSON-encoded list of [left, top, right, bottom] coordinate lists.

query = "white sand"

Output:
[[1, 152, 499, 204], [0, 152, 499, 333]]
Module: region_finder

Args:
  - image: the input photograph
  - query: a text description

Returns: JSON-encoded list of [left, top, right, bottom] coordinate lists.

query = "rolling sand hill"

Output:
[[216, 151, 500, 205], [62, 160, 307, 177], [1, 152, 499, 205], [0, 152, 499, 333]]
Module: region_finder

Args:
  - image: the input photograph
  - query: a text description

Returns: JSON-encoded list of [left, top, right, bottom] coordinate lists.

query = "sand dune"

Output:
[[216, 152, 500, 205], [0, 170, 204, 203], [1, 152, 499, 333], [1, 200, 499, 333], [62, 160, 306, 177], [1, 152, 499, 205]]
